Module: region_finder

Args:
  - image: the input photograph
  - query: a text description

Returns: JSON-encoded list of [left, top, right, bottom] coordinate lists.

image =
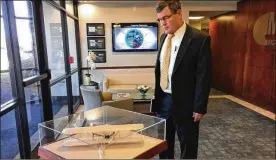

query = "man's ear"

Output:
[[176, 9, 182, 16]]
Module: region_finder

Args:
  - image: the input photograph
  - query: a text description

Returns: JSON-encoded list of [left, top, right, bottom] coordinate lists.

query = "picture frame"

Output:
[[50, 23, 62, 36], [89, 51, 106, 63], [86, 23, 105, 36], [87, 37, 105, 49]]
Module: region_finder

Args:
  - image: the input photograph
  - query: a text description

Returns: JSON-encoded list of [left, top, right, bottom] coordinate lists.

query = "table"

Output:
[[37, 106, 166, 159], [112, 90, 154, 103], [38, 135, 167, 159]]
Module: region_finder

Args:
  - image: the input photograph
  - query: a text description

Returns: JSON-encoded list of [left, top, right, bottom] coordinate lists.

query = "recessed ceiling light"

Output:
[[189, 16, 204, 20]]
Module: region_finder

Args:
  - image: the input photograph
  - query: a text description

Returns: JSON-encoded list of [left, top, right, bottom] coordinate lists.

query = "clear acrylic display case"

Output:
[[38, 106, 166, 159]]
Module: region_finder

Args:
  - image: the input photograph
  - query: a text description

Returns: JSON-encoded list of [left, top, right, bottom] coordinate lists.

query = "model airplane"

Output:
[[61, 123, 145, 147]]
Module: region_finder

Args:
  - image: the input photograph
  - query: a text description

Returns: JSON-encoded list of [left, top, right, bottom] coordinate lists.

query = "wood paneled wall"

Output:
[[210, 0, 276, 113]]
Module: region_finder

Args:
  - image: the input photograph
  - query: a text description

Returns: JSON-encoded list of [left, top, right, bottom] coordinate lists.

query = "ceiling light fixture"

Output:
[[189, 16, 204, 20]]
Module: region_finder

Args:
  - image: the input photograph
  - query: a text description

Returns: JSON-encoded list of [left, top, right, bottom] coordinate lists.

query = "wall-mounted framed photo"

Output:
[[50, 23, 62, 36], [87, 37, 105, 49], [86, 23, 105, 36], [51, 37, 63, 50], [89, 51, 106, 63]]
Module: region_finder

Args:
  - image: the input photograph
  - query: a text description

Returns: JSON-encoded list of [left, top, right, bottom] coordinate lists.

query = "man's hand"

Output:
[[193, 112, 204, 122]]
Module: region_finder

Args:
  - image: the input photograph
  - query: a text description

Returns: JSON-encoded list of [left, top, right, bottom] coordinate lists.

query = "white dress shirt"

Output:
[[160, 22, 186, 93]]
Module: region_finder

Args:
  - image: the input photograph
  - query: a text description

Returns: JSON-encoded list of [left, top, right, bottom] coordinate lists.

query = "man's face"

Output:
[[157, 6, 182, 34]]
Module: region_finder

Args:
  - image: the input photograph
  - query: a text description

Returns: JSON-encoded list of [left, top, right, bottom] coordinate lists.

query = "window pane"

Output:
[[16, 19, 39, 79], [55, 0, 60, 5], [0, 73, 13, 105], [13, 1, 31, 18], [25, 83, 44, 149], [1, 18, 13, 105], [66, 1, 74, 15], [1, 1, 2, 16], [71, 72, 80, 109], [51, 81, 68, 118], [1, 110, 20, 159], [43, 2, 65, 81], [67, 17, 78, 71]]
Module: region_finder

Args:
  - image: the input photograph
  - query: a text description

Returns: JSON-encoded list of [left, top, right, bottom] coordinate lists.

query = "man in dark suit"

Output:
[[152, 0, 212, 159]]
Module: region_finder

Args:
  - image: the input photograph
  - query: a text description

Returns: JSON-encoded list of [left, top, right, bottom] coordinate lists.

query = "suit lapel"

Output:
[[155, 34, 167, 74], [172, 24, 193, 74], [157, 34, 167, 61]]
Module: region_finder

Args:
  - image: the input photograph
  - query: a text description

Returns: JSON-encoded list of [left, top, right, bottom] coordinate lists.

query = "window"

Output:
[[1, 110, 20, 159], [24, 83, 44, 149], [14, 1, 39, 79], [51, 81, 68, 118], [67, 17, 78, 71], [1, 15, 13, 105], [71, 72, 80, 109], [43, 2, 66, 80], [66, 1, 74, 15]]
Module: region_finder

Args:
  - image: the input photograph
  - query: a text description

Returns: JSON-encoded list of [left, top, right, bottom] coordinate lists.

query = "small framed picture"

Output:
[[51, 37, 63, 50], [86, 23, 105, 36], [89, 51, 106, 63], [87, 37, 105, 49], [50, 23, 62, 36]]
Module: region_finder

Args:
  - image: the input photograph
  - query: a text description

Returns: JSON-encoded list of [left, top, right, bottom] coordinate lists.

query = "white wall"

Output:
[[78, 1, 237, 68], [78, 2, 188, 68], [189, 20, 202, 30]]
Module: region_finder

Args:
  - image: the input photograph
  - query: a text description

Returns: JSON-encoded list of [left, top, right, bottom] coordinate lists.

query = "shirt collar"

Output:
[[173, 21, 186, 38]]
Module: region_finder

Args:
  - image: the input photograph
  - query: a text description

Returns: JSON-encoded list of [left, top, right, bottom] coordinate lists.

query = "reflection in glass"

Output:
[[66, 1, 74, 15], [1, 73, 13, 105], [13, 1, 32, 18], [51, 81, 68, 118], [1, 18, 13, 105], [1, 110, 20, 159], [24, 83, 44, 149], [16, 19, 39, 79], [43, 2, 65, 81], [71, 72, 80, 109], [67, 17, 78, 70]]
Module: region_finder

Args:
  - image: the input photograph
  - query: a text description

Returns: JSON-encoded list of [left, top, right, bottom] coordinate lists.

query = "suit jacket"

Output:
[[152, 24, 212, 124]]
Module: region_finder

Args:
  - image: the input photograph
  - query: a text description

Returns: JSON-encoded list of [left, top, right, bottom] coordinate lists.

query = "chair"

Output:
[[80, 85, 102, 111], [80, 85, 134, 111], [90, 70, 105, 91]]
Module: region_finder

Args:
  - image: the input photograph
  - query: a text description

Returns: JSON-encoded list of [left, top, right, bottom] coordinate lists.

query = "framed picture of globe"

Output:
[[112, 22, 158, 52], [86, 23, 105, 36], [87, 37, 105, 49]]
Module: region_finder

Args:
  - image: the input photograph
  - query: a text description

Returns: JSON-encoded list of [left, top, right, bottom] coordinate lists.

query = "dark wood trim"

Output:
[[82, 66, 155, 70], [134, 141, 167, 159]]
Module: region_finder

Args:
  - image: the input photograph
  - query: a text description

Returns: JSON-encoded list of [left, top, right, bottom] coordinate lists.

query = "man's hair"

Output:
[[156, 0, 181, 14]]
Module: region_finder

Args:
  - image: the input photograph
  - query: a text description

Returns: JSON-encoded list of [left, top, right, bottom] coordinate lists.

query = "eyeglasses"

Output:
[[157, 14, 174, 23]]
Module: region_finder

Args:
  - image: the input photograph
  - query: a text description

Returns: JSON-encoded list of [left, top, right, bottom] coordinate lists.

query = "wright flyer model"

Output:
[[38, 106, 167, 159]]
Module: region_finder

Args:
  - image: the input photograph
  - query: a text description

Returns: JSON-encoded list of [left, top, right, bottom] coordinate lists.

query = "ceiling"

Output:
[[189, 11, 230, 20]]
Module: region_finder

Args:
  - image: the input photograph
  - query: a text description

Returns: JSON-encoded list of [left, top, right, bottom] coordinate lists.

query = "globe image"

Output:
[[125, 29, 144, 48]]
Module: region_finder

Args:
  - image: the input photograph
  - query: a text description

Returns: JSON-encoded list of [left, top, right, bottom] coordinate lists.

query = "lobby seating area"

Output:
[[104, 72, 155, 93]]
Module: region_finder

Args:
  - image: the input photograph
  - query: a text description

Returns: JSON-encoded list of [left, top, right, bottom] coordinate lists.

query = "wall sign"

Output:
[[253, 12, 275, 46]]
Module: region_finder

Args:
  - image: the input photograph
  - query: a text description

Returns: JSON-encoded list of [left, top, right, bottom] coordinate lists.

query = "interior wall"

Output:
[[210, 0, 276, 113], [78, 1, 237, 68], [189, 20, 201, 30]]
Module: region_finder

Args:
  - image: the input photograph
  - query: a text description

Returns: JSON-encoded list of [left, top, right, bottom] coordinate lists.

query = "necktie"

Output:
[[160, 34, 174, 90]]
